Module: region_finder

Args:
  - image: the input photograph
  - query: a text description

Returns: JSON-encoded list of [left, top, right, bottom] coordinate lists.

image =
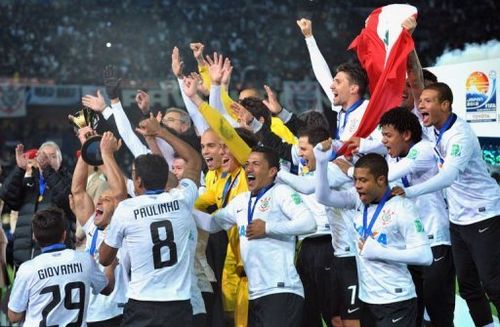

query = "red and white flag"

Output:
[[339, 4, 417, 155]]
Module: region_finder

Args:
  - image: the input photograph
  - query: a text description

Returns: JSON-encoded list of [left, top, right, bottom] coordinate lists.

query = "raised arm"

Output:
[[136, 114, 202, 185], [171, 47, 210, 134], [99, 131, 127, 202], [184, 76, 251, 165], [69, 128, 95, 227], [402, 16, 424, 110], [297, 18, 334, 105], [314, 141, 357, 209]]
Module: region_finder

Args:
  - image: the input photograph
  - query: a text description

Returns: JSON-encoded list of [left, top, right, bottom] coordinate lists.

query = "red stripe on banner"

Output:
[[338, 6, 415, 156]]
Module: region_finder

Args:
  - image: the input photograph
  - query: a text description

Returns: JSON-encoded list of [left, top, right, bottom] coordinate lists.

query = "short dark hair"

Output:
[[32, 208, 66, 247], [298, 110, 329, 130], [239, 97, 272, 127], [379, 107, 422, 144], [424, 82, 453, 106], [422, 69, 438, 85], [297, 127, 330, 147], [235, 127, 258, 148], [354, 153, 388, 184], [336, 62, 368, 97], [134, 154, 169, 190], [251, 146, 280, 170]]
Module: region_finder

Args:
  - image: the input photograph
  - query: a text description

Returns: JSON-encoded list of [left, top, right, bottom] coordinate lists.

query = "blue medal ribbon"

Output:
[[433, 113, 457, 164], [247, 183, 275, 225], [144, 188, 164, 195], [41, 243, 66, 253], [362, 188, 392, 240], [396, 143, 415, 187], [88, 229, 99, 256], [221, 171, 241, 208], [335, 99, 364, 140]]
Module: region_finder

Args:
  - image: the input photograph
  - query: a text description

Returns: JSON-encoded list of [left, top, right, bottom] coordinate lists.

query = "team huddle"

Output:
[[2, 7, 500, 327]]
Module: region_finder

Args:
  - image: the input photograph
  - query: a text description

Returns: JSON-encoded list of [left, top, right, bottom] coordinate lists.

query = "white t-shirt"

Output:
[[213, 184, 315, 300], [328, 181, 357, 258], [83, 215, 129, 322], [387, 140, 450, 246], [104, 178, 198, 301], [435, 117, 500, 224], [188, 215, 206, 315], [277, 165, 355, 257], [8, 249, 107, 327], [297, 177, 331, 241], [343, 190, 429, 304]]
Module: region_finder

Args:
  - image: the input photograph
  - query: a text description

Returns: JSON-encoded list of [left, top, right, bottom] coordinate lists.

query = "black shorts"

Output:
[[87, 315, 122, 327], [121, 299, 192, 327], [360, 298, 417, 327], [331, 256, 361, 320], [248, 293, 303, 327]]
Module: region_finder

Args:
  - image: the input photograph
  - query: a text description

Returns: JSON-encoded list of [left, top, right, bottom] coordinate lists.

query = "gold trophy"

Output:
[[68, 107, 103, 166]]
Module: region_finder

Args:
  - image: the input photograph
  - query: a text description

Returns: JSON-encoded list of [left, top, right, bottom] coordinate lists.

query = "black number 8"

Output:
[[39, 281, 85, 327], [150, 220, 178, 269]]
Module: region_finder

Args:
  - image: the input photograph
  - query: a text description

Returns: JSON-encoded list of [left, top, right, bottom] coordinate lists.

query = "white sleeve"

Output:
[[276, 107, 293, 124], [209, 85, 225, 115], [177, 78, 210, 135], [177, 179, 199, 209], [359, 138, 387, 155], [305, 36, 334, 105], [88, 256, 108, 295], [314, 146, 357, 209], [277, 170, 316, 194], [111, 101, 150, 157], [361, 237, 432, 266], [266, 187, 316, 236], [102, 106, 113, 120], [388, 144, 436, 182], [154, 137, 175, 167], [126, 178, 136, 198], [404, 165, 459, 198], [7, 264, 30, 313], [388, 158, 414, 182], [212, 201, 238, 231], [193, 209, 223, 233], [104, 203, 126, 249]]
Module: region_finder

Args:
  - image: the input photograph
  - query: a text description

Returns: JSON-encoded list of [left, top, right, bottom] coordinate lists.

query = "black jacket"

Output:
[[0, 165, 75, 266]]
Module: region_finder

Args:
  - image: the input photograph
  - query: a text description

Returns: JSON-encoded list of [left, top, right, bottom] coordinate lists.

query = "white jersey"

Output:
[[387, 140, 450, 246], [277, 164, 355, 257], [188, 215, 206, 315], [337, 100, 369, 141], [435, 117, 500, 224], [328, 182, 357, 258], [344, 190, 429, 304], [8, 249, 107, 327], [213, 184, 315, 300], [297, 172, 331, 241], [194, 228, 216, 293], [105, 178, 198, 302], [83, 215, 129, 322]]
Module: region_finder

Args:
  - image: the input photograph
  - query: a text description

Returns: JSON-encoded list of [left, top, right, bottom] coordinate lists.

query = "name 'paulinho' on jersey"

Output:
[[8, 249, 107, 327], [104, 178, 198, 302]]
